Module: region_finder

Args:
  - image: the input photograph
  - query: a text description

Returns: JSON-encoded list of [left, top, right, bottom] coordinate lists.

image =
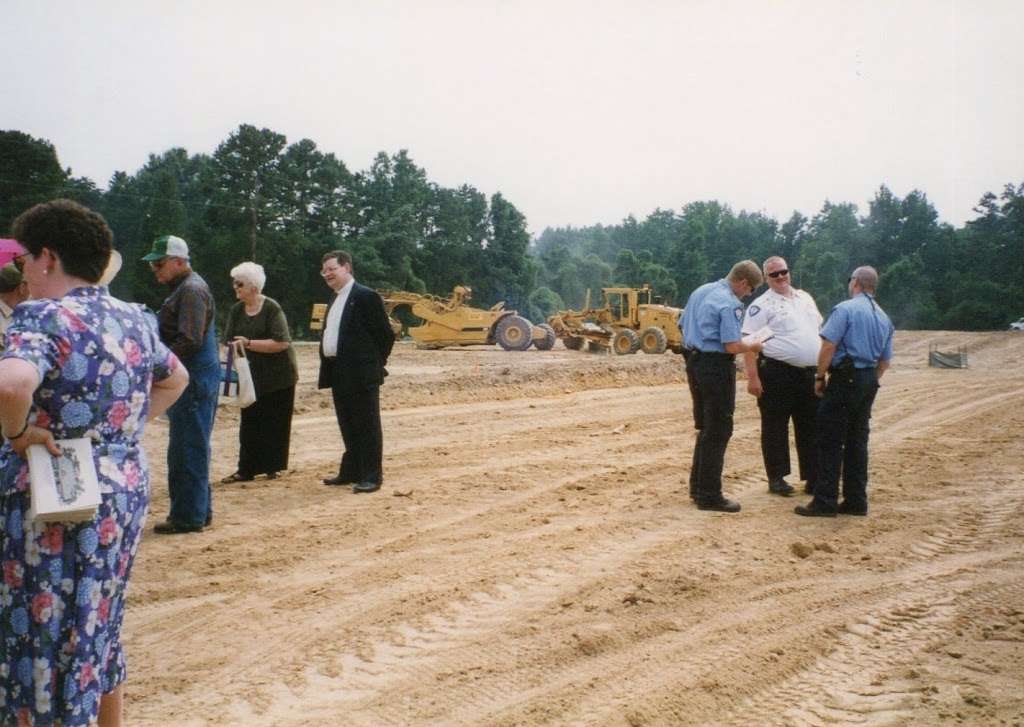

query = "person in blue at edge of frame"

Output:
[[680, 260, 766, 513], [795, 265, 894, 518], [143, 235, 220, 533]]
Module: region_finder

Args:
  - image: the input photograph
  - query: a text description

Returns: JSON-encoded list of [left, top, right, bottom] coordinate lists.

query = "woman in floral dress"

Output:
[[0, 200, 188, 726]]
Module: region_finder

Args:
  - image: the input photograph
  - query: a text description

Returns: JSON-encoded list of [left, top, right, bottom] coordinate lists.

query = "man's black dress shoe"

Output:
[[154, 519, 204, 535], [323, 475, 354, 486], [837, 500, 868, 516], [353, 481, 381, 494], [768, 478, 795, 496], [696, 498, 741, 513], [794, 501, 837, 517]]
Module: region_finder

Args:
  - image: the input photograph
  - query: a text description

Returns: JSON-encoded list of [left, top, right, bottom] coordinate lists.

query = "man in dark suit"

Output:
[[318, 250, 395, 493]]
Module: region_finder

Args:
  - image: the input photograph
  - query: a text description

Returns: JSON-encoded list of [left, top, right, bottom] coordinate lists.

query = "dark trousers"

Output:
[[757, 356, 818, 485], [813, 367, 880, 509], [332, 383, 384, 485], [686, 352, 736, 504], [238, 385, 295, 477]]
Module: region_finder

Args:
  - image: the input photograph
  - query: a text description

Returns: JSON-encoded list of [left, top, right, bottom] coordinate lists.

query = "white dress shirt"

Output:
[[321, 278, 354, 357]]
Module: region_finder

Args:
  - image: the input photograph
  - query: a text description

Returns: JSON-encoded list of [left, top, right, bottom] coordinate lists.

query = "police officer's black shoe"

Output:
[[768, 478, 795, 496], [794, 501, 837, 517], [696, 497, 741, 513], [837, 500, 868, 516]]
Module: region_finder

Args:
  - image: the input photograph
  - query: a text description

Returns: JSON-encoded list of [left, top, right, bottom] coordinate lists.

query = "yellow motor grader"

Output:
[[311, 285, 555, 351], [546, 285, 684, 354]]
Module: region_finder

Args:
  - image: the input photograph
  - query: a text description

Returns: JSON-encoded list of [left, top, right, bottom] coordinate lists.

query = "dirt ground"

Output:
[[127, 331, 1024, 726]]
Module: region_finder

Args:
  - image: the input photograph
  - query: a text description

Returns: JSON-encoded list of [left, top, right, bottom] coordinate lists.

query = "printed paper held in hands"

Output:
[[742, 325, 775, 348], [27, 438, 101, 523]]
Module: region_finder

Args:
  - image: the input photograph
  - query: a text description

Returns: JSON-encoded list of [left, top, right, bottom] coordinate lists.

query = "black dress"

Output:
[[224, 297, 299, 477]]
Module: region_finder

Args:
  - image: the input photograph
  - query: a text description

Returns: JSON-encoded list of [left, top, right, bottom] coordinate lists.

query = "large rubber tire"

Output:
[[564, 335, 585, 351], [532, 323, 556, 351], [495, 315, 533, 351], [612, 329, 641, 355], [640, 326, 668, 354]]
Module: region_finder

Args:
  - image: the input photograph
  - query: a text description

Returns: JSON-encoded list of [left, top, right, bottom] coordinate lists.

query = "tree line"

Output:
[[2, 126, 1021, 334]]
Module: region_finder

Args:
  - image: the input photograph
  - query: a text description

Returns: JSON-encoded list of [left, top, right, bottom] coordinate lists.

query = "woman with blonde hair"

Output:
[[221, 262, 298, 482]]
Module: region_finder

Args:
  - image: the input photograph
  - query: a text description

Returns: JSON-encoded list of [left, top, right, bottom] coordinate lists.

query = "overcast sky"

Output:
[[3, 0, 1022, 235]]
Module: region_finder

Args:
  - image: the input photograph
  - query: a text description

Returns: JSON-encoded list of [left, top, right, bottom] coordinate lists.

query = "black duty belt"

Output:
[[759, 354, 815, 372], [693, 350, 734, 361]]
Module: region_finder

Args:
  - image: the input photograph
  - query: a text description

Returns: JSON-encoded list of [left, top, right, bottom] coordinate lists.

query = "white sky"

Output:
[[2, 0, 1022, 235]]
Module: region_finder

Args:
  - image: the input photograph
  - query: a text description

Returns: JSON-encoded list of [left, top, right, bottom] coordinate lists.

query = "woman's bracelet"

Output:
[[3, 419, 30, 441]]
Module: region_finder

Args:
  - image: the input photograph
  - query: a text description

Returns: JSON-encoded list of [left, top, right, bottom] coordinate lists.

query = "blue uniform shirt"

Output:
[[680, 279, 744, 353], [819, 293, 894, 369]]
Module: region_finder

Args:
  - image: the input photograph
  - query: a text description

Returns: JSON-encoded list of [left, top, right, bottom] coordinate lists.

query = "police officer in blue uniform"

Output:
[[795, 266, 894, 517], [681, 260, 765, 513]]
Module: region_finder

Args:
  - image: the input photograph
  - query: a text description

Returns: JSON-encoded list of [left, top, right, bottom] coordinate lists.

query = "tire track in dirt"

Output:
[[122, 333, 1024, 724]]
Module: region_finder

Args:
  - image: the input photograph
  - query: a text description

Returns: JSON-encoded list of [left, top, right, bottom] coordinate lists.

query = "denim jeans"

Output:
[[166, 325, 219, 526]]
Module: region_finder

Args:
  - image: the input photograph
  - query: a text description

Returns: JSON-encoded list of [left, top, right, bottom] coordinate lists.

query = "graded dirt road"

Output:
[[128, 332, 1024, 726]]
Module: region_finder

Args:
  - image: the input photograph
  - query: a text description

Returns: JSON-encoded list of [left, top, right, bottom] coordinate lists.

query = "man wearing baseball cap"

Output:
[[143, 235, 219, 534]]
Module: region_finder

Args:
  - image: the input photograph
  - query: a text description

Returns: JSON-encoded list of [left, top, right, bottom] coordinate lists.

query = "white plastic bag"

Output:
[[221, 341, 257, 408]]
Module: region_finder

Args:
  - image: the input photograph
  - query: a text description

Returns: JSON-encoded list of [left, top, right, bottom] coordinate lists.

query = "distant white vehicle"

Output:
[[1011, 318, 1024, 331]]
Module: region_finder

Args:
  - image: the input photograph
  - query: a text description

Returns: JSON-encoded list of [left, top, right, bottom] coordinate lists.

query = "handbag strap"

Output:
[[222, 343, 235, 395]]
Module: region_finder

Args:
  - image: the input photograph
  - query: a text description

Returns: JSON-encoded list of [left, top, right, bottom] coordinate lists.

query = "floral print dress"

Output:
[[0, 286, 177, 726]]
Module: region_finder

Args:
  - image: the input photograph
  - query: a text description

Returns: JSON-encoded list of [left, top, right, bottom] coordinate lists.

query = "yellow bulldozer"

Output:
[[546, 285, 684, 354], [312, 285, 556, 351]]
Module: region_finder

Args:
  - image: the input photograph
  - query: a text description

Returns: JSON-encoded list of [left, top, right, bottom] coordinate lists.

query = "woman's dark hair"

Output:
[[10, 199, 113, 283]]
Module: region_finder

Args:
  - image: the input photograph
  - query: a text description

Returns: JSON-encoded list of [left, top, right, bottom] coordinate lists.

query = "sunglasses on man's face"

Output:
[[767, 269, 789, 279]]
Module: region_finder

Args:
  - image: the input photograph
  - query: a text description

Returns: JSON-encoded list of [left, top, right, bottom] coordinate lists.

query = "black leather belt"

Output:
[[760, 354, 815, 371]]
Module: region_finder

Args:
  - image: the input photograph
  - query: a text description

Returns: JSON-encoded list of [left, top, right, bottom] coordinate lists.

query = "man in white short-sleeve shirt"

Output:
[[742, 256, 823, 497]]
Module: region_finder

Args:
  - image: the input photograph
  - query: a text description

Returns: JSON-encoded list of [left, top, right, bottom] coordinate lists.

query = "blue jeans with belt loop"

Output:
[[166, 325, 220, 527]]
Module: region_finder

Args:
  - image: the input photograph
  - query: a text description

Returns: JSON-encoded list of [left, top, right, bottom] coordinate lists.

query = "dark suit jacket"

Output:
[[317, 282, 395, 391]]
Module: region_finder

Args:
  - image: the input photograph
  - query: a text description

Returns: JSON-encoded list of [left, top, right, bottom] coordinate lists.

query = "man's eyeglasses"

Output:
[[767, 269, 789, 279]]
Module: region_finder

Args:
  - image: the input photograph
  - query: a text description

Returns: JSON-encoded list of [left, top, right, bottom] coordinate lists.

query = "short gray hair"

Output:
[[850, 265, 878, 293], [762, 256, 786, 275], [230, 261, 266, 292]]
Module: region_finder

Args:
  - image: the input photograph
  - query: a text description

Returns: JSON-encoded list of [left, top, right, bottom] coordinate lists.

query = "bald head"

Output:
[[850, 266, 879, 294]]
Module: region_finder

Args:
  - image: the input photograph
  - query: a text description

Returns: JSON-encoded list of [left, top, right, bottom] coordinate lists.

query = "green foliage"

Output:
[[0, 130, 69, 232], [524, 286, 564, 324], [2, 124, 1020, 333]]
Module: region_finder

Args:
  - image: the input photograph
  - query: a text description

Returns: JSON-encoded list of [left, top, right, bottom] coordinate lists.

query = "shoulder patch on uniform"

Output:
[[747, 305, 760, 317]]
